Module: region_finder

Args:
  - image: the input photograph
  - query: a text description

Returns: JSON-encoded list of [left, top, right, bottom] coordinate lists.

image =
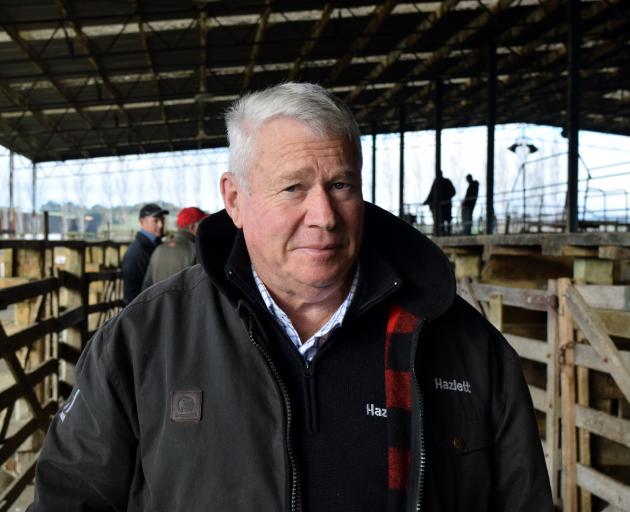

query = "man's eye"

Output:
[[332, 182, 350, 190], [284, 185, 298, 193]]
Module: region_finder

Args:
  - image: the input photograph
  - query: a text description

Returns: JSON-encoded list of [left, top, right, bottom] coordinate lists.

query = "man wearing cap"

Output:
[[121, 202, 169, 304], [142, 206, 208, 288]]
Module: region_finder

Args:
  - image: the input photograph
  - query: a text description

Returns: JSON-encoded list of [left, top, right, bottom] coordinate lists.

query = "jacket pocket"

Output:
[[429, 413, 491, 455]]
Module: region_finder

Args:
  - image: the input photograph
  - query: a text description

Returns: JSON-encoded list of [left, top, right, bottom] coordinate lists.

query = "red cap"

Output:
[[177, 207, 208, 228]]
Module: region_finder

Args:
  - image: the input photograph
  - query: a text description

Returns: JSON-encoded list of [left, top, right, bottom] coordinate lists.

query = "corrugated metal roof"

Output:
[[0, 0, 628, 162]]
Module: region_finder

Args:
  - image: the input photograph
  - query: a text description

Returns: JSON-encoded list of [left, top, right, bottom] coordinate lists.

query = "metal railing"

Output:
[[403, 171, 630, 235]]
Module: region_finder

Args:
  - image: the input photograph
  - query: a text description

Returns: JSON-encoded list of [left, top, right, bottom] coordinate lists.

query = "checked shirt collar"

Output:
[[252, 264, 360, 365]]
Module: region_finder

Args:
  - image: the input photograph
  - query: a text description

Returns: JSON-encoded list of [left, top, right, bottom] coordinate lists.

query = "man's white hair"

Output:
[[225, 82, 363, 187]]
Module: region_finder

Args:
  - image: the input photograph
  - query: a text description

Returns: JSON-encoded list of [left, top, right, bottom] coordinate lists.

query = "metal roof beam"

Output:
[[355, 0, 519, 121], [0, 3, 529, 43], [56, 0, 146, 153], [196, 8, 208, 142], [287, 3, 334, 81], [134, 1, 174, 153], [0, 11, 103, 158], [343, 0, 462, 108], [459, 0, 625, 120], [324, 0, 398, 86], [242, 0, 273, 92], [0, 78, 71, 160]]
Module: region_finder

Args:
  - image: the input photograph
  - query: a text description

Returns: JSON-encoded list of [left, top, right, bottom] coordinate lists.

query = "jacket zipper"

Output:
[[245, 316, 301, 512], [413, 319, 427, 512]]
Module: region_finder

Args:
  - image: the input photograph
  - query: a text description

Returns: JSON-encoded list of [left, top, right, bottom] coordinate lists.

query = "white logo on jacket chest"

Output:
[[366, 403, 387, 417], [434, 377, 472, 394]]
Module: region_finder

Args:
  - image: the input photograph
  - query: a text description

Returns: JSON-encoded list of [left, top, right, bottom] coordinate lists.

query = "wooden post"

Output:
[[12, 245, 47, 459], [488, 293, 503, 331], [62, 246, 86, 385], [546, 279, 561, 503], [577, 364, 591, 511], [559, 277, 578, 512]]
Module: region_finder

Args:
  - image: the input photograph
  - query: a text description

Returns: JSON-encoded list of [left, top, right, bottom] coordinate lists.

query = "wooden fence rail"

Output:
[[0, 240, 126, 510], [0, 241, 628, 510], [461, 277, 630, 511]]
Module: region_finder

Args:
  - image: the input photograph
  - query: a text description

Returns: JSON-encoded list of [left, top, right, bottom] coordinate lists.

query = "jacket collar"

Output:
[[196, 202, 455, 321]]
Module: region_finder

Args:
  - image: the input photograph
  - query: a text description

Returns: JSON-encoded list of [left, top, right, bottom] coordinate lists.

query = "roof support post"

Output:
[[486, 40, 496, 235], [9, 150, 14, 212], [434, 79, 442, 179], [399, 105, 405, 218], [567, 0, 581, 233], [8, 150, 15, 234], [371, 125, 377, 204], [32, 161, 37, 234]]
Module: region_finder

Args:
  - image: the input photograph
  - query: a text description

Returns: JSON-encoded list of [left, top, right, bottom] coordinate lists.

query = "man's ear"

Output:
[[220, 172, 243, 228]]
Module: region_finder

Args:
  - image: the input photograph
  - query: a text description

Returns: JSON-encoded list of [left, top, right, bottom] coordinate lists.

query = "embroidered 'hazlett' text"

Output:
[[434, 377, 472, 393]]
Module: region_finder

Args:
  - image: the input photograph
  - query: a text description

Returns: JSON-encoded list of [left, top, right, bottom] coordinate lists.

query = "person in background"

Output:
[[142, 206, 208, 288], [29, 83, 551, 512], [423, 170, 456, 236], [121, 202, 168, 304], [461, 174, 479, 235]]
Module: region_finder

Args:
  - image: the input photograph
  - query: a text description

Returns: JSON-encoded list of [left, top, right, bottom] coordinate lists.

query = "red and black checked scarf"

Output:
[[385, 303, 422, 511]]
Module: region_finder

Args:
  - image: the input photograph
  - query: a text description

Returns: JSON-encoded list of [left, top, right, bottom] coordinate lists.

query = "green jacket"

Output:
[[142, 229, 197, 288]]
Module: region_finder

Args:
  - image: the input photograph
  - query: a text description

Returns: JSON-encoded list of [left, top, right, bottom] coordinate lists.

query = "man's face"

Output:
[[140, 215, 165, 237], [222, 117, 364, 302]]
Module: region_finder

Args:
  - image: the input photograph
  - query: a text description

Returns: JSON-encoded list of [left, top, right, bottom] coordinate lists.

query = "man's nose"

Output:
[[305, 188, 336, 230]]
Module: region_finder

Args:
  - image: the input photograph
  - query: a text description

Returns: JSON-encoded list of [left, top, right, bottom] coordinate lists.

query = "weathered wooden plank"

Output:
[[593, 309, 630, 339], [58, 342, 81, 366], [0, 401, 55, 463], [574, 344, 630, 374], [528, 385, 547, 412], [576, 463, 630, 511], [0, 326, 47, 420], [566, 285, 630, 402], [27, 359, 58, 389], [57, 306, 84, 331], [5, 318, 56, 352], [574, 258, 614, 285], [470, 282, 551, 311], [599, 245, 630, 260], [85, 270, 122, 282], [575, 404, 630, 449], [484, 245, 541, 257], [87, 300, 124, 315], [575, 284, 630, 310], [0, 277, 57, 309], [57, 270, 83, 292], [601, 506, 625, 512], [0, 453, 37, 512], [560, 245, 600, 257], [577, 366, 591, 510], [504, 334, 549, 363], [559, 278, 578, 512], [545, 279, 560, 502], [488, 293, 503, 331], [454, 255, 481, 280]]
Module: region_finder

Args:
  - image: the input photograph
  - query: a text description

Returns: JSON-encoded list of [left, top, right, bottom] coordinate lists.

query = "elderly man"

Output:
[[29, 83, 551, 511], [121, 202, 169, 304], [142, 206, 208, 288]]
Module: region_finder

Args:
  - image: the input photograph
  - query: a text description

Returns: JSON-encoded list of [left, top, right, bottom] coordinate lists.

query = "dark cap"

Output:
[[139, 203, 170, 219]]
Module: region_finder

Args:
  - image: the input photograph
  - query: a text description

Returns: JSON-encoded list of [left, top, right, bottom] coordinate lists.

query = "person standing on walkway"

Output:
[[121, 203, 169, 304], [461, 174, 479, 235], [423, 170, 456, 235], [142, 206, 208, 288]]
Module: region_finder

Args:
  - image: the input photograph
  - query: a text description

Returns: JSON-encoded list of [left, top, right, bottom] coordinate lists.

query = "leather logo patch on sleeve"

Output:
[[170, 390, 202, 422]]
